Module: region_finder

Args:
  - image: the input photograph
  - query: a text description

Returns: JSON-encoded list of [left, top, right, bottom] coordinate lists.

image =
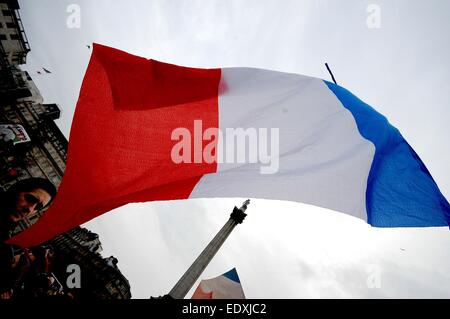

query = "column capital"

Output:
[[230, 207, 247, 224]]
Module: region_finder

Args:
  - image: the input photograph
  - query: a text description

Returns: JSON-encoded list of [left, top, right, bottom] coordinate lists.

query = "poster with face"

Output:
[[0, 124, 31, 145]]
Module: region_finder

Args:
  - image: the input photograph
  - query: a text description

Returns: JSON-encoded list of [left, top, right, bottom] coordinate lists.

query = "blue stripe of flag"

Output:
[[324, 81, 450, 227]]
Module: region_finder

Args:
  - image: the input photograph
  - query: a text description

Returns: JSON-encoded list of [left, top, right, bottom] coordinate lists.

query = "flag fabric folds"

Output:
[[191, 268, 245, 299], [7, 43, 450, 247]]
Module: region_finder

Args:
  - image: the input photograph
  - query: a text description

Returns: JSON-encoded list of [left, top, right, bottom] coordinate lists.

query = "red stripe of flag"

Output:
[[8, 44, 221, 247]]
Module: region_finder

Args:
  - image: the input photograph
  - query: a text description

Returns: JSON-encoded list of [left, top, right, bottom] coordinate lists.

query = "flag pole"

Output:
[[325, 62, 337, 84]]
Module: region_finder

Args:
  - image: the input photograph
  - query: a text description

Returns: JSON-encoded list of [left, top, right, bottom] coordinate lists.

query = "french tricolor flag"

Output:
[[8, 44, 450, 247], [192, 268, 245, 299]]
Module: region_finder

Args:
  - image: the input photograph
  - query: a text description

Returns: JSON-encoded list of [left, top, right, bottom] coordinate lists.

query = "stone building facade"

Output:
[[0, 0, 29, 67], [50, 227, 132, 299], [0, 0, 131, 299]]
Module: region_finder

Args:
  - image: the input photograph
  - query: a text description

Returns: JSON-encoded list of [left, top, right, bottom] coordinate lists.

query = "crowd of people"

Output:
[[0, 178, 71, 299]]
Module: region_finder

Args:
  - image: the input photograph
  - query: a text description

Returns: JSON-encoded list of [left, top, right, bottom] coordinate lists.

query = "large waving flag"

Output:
[[192, 268, 245, 299], [8, 44, 450, 247]]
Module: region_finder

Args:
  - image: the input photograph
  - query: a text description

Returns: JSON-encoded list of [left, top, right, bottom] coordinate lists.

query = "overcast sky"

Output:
[[18, 0, 450, 298]]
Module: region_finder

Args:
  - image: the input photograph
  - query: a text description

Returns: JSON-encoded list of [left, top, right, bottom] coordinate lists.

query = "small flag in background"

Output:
[[7, 43, 450, 247], [192, 268, 245, 299]]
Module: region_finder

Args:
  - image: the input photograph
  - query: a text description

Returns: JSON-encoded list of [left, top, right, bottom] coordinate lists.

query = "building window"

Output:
[[2, 10, 12, 16], [10, 33, 20, 40], [0, 34, 6, 40], [6, 22, 15, 29]]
